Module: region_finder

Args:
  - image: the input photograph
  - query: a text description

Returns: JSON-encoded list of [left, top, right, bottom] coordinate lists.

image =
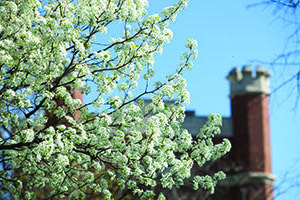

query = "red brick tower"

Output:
[[227, 66, 275, 200], [46, 88, 83, 127]]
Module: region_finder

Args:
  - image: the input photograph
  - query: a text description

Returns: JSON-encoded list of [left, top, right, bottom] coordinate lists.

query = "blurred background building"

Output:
[[161, 66, 275, 200], [44, 66, 275, 200]]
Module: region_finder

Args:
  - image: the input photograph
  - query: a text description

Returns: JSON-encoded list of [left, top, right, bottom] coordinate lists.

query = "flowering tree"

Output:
[[0, 0, 231, 199]]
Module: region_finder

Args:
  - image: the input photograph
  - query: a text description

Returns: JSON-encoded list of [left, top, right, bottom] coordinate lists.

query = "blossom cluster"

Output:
[[0, 0, 230, 199]]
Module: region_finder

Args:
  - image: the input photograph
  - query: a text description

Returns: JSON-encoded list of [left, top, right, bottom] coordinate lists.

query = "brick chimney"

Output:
[[227, 66, 275, 200], [46, 88, 83, 127]]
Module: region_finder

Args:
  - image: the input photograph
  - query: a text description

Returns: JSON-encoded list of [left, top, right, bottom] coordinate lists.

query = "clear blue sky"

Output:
[[150, 0, 300, 199]]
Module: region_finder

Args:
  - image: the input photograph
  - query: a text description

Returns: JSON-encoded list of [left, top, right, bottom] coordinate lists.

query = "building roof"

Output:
[[182, 110, 233, 137]]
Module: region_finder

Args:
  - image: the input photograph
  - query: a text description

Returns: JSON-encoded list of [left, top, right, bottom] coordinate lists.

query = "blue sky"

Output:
[[150, 0, 300, 199]]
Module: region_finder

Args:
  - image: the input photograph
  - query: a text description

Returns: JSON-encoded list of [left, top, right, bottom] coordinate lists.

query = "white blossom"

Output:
[[0, 0, 231, 199]]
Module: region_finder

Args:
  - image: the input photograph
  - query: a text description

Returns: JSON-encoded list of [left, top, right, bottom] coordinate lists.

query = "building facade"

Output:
[[165, 66, 275, 200], [45, 66, 275, 200]]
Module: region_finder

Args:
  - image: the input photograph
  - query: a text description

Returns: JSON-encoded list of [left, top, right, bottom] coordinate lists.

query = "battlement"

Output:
[[227, 66, 271, 97]]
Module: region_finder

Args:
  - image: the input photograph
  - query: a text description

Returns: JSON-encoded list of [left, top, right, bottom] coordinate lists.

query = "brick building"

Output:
[[162, 66, 275, 200], [46, 66, 275, 200]]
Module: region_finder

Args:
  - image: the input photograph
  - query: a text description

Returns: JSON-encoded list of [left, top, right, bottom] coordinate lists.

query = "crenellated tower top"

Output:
[[227, 66, 271, 97]]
